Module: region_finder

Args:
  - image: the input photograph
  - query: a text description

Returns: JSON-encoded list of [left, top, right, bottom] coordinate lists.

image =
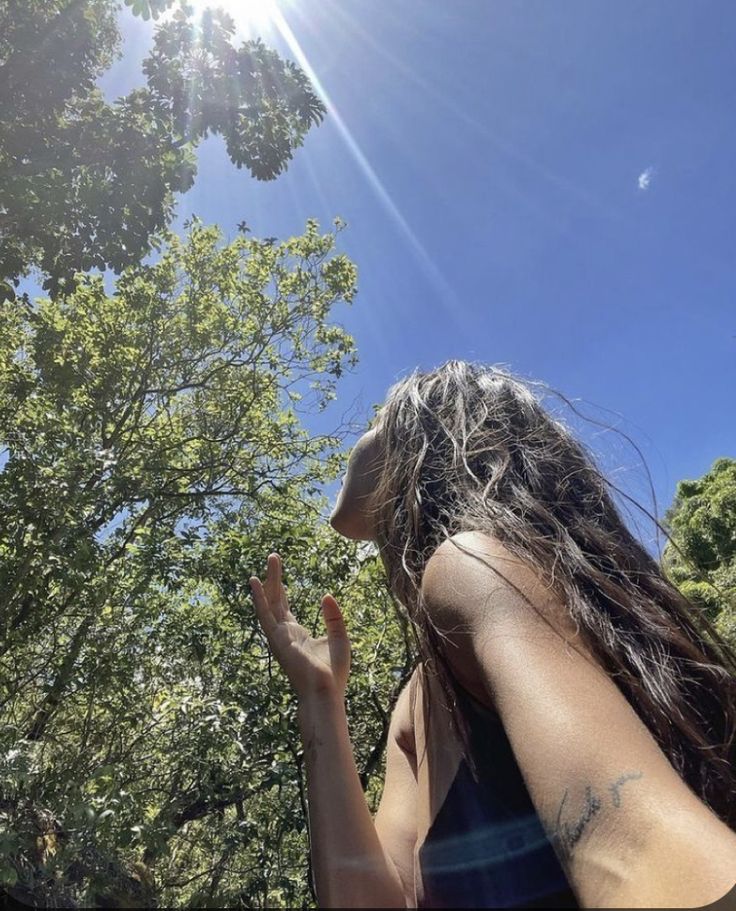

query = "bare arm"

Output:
[[421, 531, 736, 909], [250, 553, 411, 908], [297, 691, 407, 908], [373, 677, 419, 905]]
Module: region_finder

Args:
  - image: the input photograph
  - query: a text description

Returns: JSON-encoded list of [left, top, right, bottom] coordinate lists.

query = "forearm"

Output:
[[297, 693, 406, 909], [477, 597, 736, 908]]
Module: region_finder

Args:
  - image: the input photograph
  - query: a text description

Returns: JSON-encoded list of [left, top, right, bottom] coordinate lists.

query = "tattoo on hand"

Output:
[[545, 771, 644, 865]]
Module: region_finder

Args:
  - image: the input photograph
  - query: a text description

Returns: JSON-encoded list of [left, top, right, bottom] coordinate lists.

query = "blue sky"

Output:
[[99, 0, 735, 549]]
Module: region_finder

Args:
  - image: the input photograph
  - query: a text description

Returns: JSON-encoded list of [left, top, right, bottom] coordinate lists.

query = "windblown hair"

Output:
[[367, 359, 736, 828]]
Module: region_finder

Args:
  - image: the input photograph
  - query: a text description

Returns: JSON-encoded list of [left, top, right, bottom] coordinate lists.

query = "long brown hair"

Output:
[[367, 359, 736, 828]]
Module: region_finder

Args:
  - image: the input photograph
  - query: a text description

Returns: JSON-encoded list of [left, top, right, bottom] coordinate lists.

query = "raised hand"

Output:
[[249, 552, 351, 701]]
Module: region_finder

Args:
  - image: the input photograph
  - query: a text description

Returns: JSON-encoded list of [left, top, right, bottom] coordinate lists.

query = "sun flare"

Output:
[[188, 0, 280, 35]]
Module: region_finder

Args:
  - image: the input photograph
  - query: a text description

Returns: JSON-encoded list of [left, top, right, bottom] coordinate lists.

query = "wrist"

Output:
[[297, 689, 346, 727]]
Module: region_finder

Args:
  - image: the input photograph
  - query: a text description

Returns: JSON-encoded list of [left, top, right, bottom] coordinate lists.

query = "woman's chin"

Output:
[[329, 511, 371, 541]]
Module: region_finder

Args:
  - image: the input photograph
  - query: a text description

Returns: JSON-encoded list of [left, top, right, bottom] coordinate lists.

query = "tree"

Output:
[[0, 215, 358, 678], [663, 457, 736, 647], [0, 7, 412, 904], [0, 218, 414, 906], [0, 0, 325, 296]]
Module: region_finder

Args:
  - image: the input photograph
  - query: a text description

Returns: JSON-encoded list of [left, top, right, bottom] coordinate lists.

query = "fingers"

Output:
[[321, 594, 348, 640], [264, 552, 280, 607], [265, 552, 288, 622], [250, 576, 278, 640]]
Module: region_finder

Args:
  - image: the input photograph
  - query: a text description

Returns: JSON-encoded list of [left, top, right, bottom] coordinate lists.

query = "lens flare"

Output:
[[188, 0, 279, 35]]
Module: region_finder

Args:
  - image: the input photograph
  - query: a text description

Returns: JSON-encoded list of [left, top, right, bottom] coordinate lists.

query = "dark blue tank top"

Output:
[[417, 682, 580, 909]]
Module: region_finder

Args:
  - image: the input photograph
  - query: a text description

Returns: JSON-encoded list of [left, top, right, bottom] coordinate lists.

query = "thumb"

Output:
[[321, 594, 348, 640]]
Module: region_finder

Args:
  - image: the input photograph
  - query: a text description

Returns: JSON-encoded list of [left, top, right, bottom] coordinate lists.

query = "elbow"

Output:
[[594, 815, 736, 909]]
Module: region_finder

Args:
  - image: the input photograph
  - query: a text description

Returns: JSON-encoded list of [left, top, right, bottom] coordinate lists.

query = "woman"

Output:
[[249, 360, 736, 908]]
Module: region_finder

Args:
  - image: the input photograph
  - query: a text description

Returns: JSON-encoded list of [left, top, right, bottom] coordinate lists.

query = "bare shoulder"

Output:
[[374, 669, 421, 906], [421, 533, 736, 908], [388, 665, 421, 756], [420, 530, 597, 678], [424, 530, 581, 627], [423, 531, 555, 613]]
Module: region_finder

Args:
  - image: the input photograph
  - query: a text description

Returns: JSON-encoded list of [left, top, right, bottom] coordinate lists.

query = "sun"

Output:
[[188, 0, 280, 36]]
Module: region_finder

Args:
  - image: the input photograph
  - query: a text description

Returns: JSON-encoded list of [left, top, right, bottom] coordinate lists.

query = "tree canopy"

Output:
[[0, 5, 420, 905], [0, 0, 325, 296], [0, 219, 416, 906], [663, 457, 736, 646]]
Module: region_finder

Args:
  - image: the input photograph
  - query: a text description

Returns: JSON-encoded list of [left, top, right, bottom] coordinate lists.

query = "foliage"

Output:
[[0, 5, 412, 904], [0, 219, 414, 907], [124, 0, 176, 19], [0, 0, 326, 296], [663, 457, 736, 647]]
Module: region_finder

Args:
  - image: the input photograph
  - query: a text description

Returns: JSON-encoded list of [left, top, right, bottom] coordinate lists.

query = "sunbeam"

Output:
[[188, 0, 279, 35], [186, 0, 462, 324], [267, 3, 463, 324], [323, 0, 619, 224]]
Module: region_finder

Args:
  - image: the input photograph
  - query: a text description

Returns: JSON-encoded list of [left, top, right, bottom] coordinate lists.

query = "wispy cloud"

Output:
[[637, 166, 654, 191]]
